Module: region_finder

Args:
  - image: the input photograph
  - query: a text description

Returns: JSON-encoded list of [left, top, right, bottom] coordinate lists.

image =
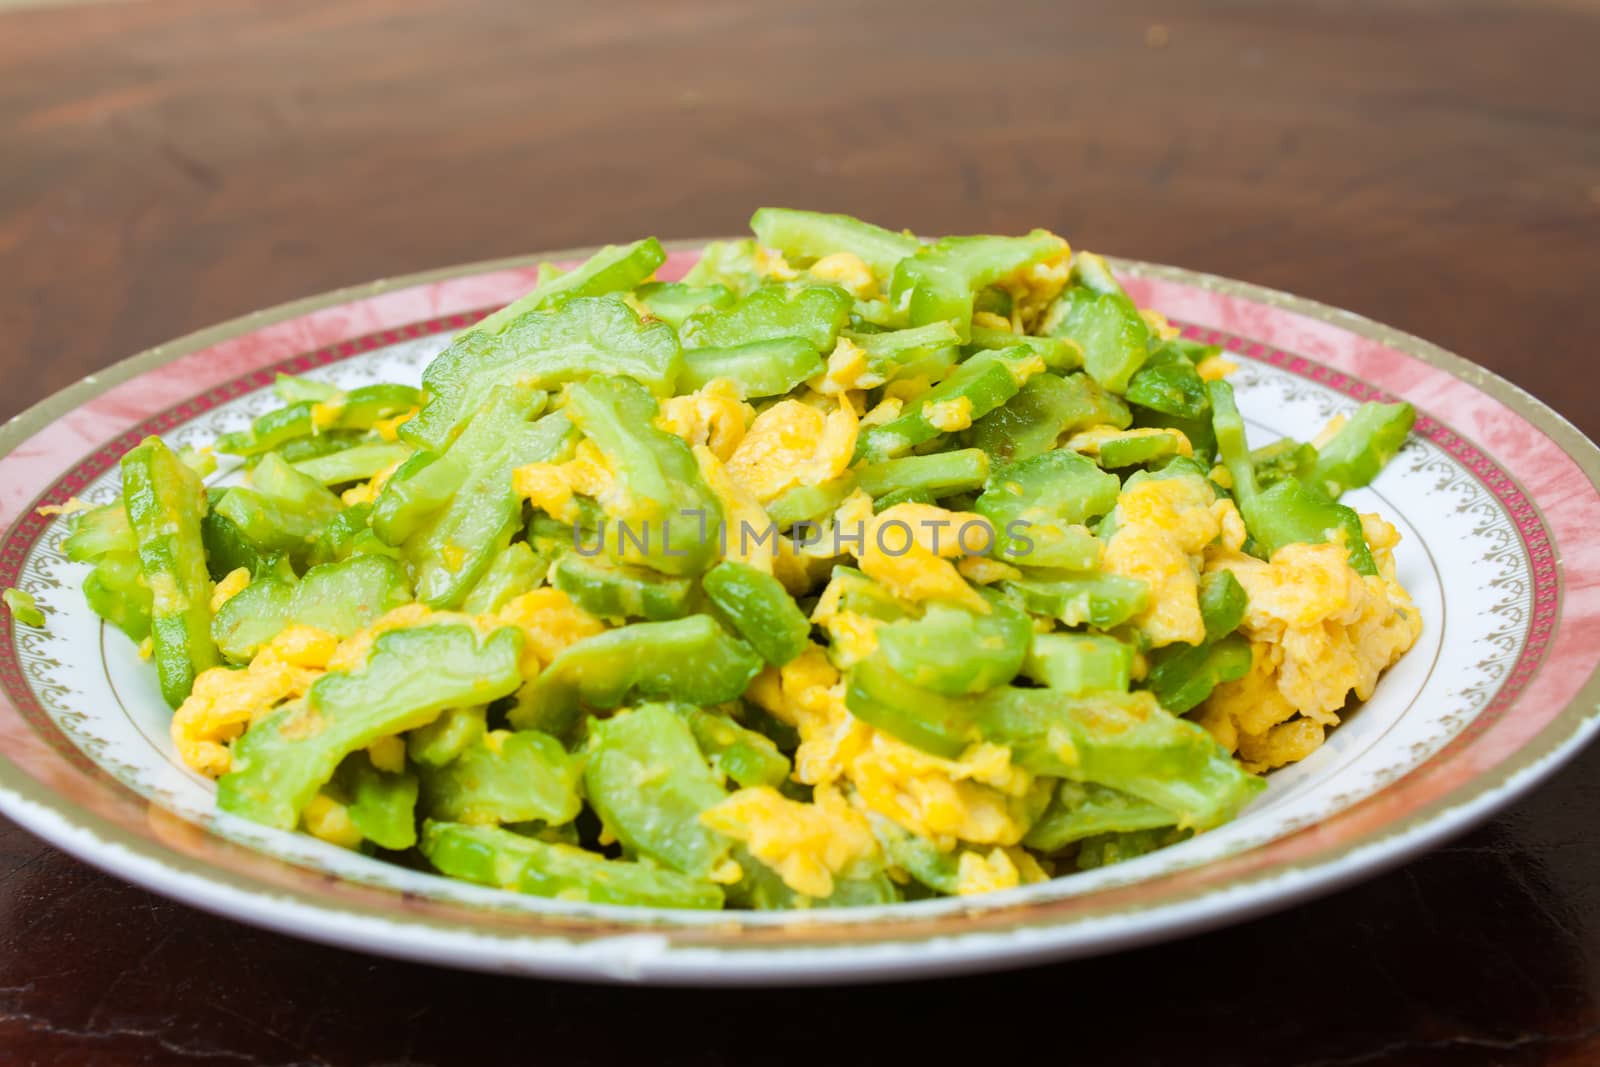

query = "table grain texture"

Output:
[[3, 1, 1599, 1064]]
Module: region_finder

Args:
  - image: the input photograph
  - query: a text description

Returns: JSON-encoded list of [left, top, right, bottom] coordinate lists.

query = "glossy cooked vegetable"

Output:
[[52, 208, 1422, 909]]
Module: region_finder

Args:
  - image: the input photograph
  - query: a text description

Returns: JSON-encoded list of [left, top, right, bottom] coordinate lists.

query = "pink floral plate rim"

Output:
[[0, 244, 1596, 984]]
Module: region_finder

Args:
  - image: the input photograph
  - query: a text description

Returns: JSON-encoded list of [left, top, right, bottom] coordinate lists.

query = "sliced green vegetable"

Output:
[[562, 376, 723, 576], [964, 372, 1131, 467], [633, 281, 736, 330], [83, 551, 152, 642], [510, 615, 763, 734], [550, 552, 694, 622], [337, 752, 419, 851], [421, 820, 723, 909], [406, 297, 679, 451], [680, 338, 824, 398], [681, 283, 852, 354], [1146, 632, 1252, 714], [468, 238, 667, 338], [1001, 572, 1150, 629], [420, 729, 583, 827], [121, 437, 218, 706], [584, 704, 732, 879], [1024, 781, 1178, 854], [291, 442, 412, 486], [856, 448, 989, 500], [3, 588, 44, 628], [461, 542, 544, 614], [218, 624, 524, 831], [855, 348, 1039, 461], [674, 705, 792, 791], [1022, 632, 1133, 694], [890, 230, 1067, 341], [750, 207, 919, 281], [874, 596, 1031, 696], [1309, 401, 1416, 498], [701, 560, 812, 667], [211, 554, 412, 663]]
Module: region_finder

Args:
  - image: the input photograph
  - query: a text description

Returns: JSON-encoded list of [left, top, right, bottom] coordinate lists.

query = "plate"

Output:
[[1, 244, 1597, 986]]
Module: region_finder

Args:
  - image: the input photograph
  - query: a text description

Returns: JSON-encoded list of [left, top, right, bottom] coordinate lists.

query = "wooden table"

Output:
[[3, 1, 1598, 1063]]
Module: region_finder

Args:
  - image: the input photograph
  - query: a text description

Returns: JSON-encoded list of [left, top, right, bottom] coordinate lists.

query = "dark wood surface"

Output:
[[3, 1, 1599, 1063]]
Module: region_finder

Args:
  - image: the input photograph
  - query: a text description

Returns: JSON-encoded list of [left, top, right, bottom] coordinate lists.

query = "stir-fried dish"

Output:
[[33, 209, 1422, 909]]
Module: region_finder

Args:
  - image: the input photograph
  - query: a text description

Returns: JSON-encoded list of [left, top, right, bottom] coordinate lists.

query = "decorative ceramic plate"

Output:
[[2, 245, 1598, 986]]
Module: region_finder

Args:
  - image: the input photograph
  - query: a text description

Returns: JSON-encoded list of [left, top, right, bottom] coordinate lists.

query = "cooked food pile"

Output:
[[52, 209, 1421, 909]]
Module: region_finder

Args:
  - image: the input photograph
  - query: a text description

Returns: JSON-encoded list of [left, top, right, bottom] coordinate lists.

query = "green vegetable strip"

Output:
[[634, 281, 736, 329], [855, 348, 1039, 461], [681, 283, 852, 353], [978, 688, 1265, 830], [460, 542, 543, 614], [1309, 401, 1416, 498], [421, 820, 724, 910], [419, 729, 583, 827], [874, 597, 1032, 696], [217, 384, 422, 456], [967, 327, 1082, 371], [467, 237, 667, 339], [291, 442, 413, 486], [1022, 633, 1133, 695], [211, 554, 412, 663], [83, 551, 153, 641], [584, 704, 733, 879], [890, 230, 1066, 341], [1023, 781, 1177, 853], [2, 588, 44, 628], [63, 504, 135, 563], [749, 207, 919, 280], [217, 624, 524, 831], [550, 553, 695, 622], [406, 296, 680, 451], [856, 449, 990, 499], [1040, 254, 1150, 393], [1209, 380, 1377, 574], [674, 706, 792, 791], [1146, 633, 1253, 714], [510, 615, 763, 735], [338, 753, 419, 851], [563, 376, 724, 576], [680, 338, 824, 398], [407, 396, 574, 609], [964, 373, 1130, 466], [701, 560, 811, 666], [121, 437, 218, 706]]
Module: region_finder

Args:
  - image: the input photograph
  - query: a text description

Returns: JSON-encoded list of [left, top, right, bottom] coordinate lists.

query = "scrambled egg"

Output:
[[513, 440, 624, 524], [1065, 425, 1193, 460], [1101, 475, 1232, 648], [996, 234, 1072, 332], [1195, 355, 1238, 382], [172, 624, 336, 776], [175, 592, 603, 778], [655, 379, 752, 461], [209, 567, 251, 613], [832, 493, 991, 611], [701, 784, 878, 899], [811, 336, 881, 396], [692, 444, 775, 574], [924, 396, 975, 433], [724, 397, 857, 503], [808, 252, 877, 299], [1196, 514, 1422, 771], [745, 647, 1039, 867], [373, 407, 418, 442], [1138, 308, 1182, 341], [955, 846, 1050, 895]]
